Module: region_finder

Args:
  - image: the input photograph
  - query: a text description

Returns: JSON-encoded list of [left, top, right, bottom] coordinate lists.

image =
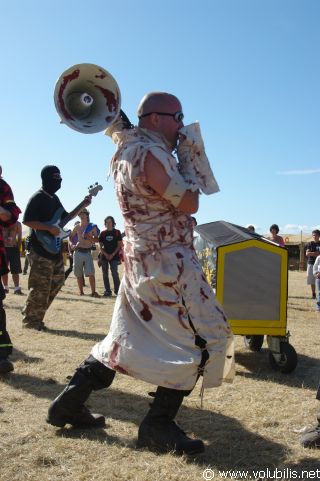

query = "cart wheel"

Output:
[[269, 342, 298, 373], [244, 335, 264, 352]]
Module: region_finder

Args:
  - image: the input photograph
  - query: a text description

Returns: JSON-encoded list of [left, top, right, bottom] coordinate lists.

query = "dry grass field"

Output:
[[1, 266, 319, 481]]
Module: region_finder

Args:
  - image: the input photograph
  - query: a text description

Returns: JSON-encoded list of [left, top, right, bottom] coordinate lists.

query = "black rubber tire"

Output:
[[269, 342, 298, 373], [243, 335, 264, 352]]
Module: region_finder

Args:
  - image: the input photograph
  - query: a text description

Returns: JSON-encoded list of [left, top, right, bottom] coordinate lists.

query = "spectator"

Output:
[[0, 165, 21, 373], [22, 235, 31, 275], [268, 224, 285, 247], [65, 221, 78, 281], [313, 254, 320, 312], [69, 209, 100, 297], [98, 216, 122, 297], [305, 229, 320, 299], [2, 220, 23, 294]]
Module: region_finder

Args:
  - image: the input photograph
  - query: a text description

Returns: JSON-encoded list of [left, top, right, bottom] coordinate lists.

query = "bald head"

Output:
[[136, 92, 183, 149], [137, 92, 181, 119]]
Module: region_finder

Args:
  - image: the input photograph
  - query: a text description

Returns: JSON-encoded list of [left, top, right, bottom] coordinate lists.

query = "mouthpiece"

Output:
[[80, 93, 93, 106], [66, 92, 94, 120]]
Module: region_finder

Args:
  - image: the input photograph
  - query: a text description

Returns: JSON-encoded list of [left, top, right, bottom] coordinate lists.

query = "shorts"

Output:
[[307, 264, 315, 284], [73, 250, 95, 277], [5, 246, 22, 274]]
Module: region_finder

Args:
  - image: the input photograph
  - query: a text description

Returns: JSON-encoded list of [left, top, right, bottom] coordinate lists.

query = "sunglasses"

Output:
[[139, 111, 184, 123]]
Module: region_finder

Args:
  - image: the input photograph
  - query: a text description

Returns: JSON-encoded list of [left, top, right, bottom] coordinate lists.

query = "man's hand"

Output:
[[306, 250, 318, 257], [83, 195, 92, 207], [47, 225, 60, 236]]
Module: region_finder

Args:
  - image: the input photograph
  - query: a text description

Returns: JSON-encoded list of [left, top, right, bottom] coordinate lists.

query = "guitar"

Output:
[[35, 183, 103, 255]]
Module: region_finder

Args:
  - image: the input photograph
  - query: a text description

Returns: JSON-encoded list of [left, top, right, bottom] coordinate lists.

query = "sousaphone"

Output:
[[54, 63, 123, 134]]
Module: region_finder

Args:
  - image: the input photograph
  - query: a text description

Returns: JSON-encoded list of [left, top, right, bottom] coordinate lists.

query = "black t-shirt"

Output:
[[306, 241, 320, 265], [23, 189, 67, 260], [99, 228, 122, 260]]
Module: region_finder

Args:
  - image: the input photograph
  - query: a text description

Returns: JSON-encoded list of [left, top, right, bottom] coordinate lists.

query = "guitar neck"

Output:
[[59, 199, 88, 228]]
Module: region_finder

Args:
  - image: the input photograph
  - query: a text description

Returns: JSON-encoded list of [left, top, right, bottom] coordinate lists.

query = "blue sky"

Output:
[[1, 0, 319, 235]]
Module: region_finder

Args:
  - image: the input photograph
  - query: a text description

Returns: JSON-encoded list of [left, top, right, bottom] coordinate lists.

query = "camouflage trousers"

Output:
[[0, 283, 12, 358], [22, 249, 65, 328]]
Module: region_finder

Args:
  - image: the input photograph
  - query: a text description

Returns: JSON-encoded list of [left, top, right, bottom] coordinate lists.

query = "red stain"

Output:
[[140, 253, 149, 277], [178, 307, 189, 329], [109, 341, 120, 367], [153, 294, 176, 307], [58, 69, 80, 121], [94, 85, 117, 113], [179, 235, 187, 243], [177, 261, 184, 281], [108, 342, 129, 375], [135, 207, 147, 215], [158, 226, 166, 242], [113, 365, 128, 375], [215, 305, 227, 323], [140, 300, 152, 321], [200, 287, 209, 300], [95, 69, 106, 79]]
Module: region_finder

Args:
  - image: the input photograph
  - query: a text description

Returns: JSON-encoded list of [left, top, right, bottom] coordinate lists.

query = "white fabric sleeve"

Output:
[[161, 171, 190, 207], [176, 122, 220, 195]]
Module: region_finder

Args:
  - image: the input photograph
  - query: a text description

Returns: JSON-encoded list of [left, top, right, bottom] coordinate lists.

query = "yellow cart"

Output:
[[195, 220, 298, 373]]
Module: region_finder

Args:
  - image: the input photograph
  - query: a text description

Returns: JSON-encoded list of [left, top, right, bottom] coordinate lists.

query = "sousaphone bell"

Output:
[[54, 63, 121, 134]]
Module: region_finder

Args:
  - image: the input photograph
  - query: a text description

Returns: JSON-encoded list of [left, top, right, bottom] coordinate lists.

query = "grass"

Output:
[[1, 266, 319, 481]]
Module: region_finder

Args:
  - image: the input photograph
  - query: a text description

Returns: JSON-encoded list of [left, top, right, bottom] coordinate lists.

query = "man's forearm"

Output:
[[112, 246, 121, 256], [23, 221, 58, 235], [24, 221, 49, 231]]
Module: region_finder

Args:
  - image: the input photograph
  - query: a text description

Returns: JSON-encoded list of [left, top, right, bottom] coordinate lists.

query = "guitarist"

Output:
[[22, 165, 91, 331]]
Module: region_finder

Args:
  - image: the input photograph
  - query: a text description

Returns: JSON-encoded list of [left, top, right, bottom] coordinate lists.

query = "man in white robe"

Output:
[[47, 92, 234, 455]]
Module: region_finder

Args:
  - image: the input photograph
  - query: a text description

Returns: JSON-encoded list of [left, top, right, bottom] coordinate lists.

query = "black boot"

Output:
[[300, 425, 320, 448], [0, 301, 14, 373], [300, 414, 320, 449], [47, 355, 115, 428], [0, 358, 14, 374], [137, 387, 204, 455]]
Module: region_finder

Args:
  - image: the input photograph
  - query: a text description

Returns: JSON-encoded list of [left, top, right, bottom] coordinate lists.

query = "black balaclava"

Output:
[[41, 165, 62, 195]]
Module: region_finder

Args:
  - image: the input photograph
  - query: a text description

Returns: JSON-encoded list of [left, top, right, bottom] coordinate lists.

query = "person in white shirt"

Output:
[[313, 255, 320, 312]]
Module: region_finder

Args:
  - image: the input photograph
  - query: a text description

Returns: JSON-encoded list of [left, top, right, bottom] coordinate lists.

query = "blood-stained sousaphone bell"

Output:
[[54, 63, 121, 134]]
